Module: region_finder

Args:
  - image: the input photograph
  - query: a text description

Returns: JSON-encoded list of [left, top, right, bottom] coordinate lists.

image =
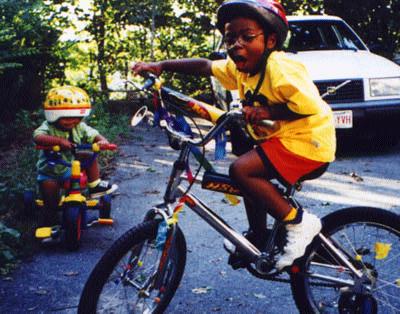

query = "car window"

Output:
[[287, 20, 367, 52]]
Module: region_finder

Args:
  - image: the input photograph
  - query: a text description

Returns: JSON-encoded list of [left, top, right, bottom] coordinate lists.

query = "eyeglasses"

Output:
[[223, 32, 264, 48]]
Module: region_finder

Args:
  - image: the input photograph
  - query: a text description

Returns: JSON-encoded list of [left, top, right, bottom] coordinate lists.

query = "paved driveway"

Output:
[[1, 123, 400, 313]]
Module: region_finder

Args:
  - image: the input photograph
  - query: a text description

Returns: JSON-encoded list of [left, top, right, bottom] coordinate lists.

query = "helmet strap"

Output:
[[244, 49, 271, 106]]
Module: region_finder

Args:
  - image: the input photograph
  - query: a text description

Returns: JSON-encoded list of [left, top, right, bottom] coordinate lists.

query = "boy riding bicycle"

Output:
[[131, 0, 336, 271], [33, 86, 118, 228]]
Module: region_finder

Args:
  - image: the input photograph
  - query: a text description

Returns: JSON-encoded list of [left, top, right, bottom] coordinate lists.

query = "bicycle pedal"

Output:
[[36, 227, 52, 239], [228, 252, 249, 270], [98, 218, 113, 225], [86, 219, 99, 227], [35, 226, 60, 239], [223, 239, 236, 254]]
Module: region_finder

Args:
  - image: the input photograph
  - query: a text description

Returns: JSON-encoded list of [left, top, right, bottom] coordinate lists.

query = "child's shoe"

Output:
[[89, 180, 118, 198], [223, 229, 269, 269], [275, 211, 322, 271]]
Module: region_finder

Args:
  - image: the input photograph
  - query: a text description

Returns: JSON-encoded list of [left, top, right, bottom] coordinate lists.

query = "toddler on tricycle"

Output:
[[28, 86, 118, 250]]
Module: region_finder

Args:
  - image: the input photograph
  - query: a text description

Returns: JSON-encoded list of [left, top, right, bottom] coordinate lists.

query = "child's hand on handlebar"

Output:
[[243, 106, 271, 124], [95, 139, 110, 146], [58, 138, 75, 150], [131, 61, 163, 77]]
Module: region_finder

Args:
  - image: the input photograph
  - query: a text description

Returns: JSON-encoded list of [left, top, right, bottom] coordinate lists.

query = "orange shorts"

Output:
[[256, 138, 328, 186]]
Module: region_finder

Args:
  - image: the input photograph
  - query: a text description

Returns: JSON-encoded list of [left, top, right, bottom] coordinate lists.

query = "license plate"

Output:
[[334, 110, 353, 129]]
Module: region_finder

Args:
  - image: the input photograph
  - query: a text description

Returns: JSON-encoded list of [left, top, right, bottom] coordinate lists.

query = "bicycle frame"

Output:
[[143, 74, 364, 282]]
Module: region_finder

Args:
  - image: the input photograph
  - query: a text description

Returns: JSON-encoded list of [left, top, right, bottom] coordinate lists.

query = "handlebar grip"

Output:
[[99, 143, 118, 151], [35, 145, 61, 151], [257, 120, 276, 128]]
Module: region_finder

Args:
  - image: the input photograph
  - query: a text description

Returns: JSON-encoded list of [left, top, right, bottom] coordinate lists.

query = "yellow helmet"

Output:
[[44, 86, 91, 123]]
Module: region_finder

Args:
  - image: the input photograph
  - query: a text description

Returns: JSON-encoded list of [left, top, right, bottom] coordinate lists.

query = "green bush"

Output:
[[88, 98, 131, 142], [0, 222, 22, 275]]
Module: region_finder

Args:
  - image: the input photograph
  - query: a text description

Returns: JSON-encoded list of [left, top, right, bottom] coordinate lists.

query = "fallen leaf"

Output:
[[192, 286, 212, 294], [27, 305, 39, 311], [143, 190, 160, 195], [254, 293, 267, 299], [63, 271, 79, 277], [35, 289, 49, 296], [209, 257, 222, 264], [350, 172, 364, 182]]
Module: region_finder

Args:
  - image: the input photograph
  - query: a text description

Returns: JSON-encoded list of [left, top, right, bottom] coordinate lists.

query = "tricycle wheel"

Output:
[[23, 190, 36, 217], [64, 206, 82, 251], [99, 194, 112, 219]]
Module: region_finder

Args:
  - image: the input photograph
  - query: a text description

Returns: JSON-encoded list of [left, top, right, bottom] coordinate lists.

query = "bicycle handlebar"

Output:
[[134, 72, 275, 147], [161, 109, 276, 148]]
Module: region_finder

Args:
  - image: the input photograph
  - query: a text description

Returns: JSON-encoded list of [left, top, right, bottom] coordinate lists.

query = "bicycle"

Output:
[[24, 143, 117, 250], [78, 74, 400, 313]]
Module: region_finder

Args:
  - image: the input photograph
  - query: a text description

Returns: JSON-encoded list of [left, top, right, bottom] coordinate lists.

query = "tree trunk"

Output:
[[94, 0, 109, 96]]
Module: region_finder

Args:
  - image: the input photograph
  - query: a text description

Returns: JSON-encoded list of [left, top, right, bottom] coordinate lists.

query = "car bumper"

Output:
[[330, 98, 400, 137]]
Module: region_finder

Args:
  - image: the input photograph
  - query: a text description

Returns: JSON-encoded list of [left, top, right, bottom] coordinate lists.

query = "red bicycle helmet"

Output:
[[217, 0, 288, 48]]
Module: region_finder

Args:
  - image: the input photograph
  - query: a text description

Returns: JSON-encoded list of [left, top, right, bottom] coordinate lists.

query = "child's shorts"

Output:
[[256, 137, 328, 186], [37, 169, 71, 183]]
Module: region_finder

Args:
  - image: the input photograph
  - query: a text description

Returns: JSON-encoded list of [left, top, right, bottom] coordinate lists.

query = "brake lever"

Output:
[[228, 101, 277, 129]]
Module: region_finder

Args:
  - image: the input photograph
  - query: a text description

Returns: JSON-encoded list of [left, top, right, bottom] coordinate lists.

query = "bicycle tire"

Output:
[[290, 207, 400, 313], [78, 219, 187, 314], [64, 206, 82, 251]]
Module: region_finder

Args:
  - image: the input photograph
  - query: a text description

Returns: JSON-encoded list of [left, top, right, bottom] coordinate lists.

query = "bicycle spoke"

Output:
[[94, 239, 164, 312], [293, 216, 400, 314]]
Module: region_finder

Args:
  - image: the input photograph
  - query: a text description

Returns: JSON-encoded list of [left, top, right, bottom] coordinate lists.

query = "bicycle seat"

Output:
[[285, 163, 329, 195]]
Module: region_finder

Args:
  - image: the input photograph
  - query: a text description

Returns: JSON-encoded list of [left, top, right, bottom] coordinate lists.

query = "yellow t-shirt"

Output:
[[211, 51, 336, 162]]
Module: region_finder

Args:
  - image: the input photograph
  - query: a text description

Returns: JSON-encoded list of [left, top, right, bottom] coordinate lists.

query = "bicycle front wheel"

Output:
[[78, 219, 187, 313], [290, 207, 400, 313]]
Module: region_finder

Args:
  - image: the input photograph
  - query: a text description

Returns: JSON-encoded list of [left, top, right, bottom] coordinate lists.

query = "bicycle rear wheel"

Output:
[[290, 207, 400, 313], [78, 219, 186, 313]]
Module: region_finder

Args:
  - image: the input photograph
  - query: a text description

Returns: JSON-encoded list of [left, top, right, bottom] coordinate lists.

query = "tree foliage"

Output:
[[0, 0, 399, 122], [324, 0, 400, 58], [0, 0, 71, 124]]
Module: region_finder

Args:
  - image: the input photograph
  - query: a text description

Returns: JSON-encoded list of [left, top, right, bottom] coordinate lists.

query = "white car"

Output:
[[211, 15, 400, 144]]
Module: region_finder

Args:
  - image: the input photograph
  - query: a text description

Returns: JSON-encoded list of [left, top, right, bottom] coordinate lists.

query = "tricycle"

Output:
[[24, 142, 117, 250]]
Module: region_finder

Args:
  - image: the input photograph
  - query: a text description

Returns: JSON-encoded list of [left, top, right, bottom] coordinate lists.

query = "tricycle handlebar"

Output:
[[35, 143, 118, 152]]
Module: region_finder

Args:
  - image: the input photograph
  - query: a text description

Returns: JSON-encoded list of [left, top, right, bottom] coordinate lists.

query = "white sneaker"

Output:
[[89, 180, 118, 198], [276, 211, 322, 270]]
